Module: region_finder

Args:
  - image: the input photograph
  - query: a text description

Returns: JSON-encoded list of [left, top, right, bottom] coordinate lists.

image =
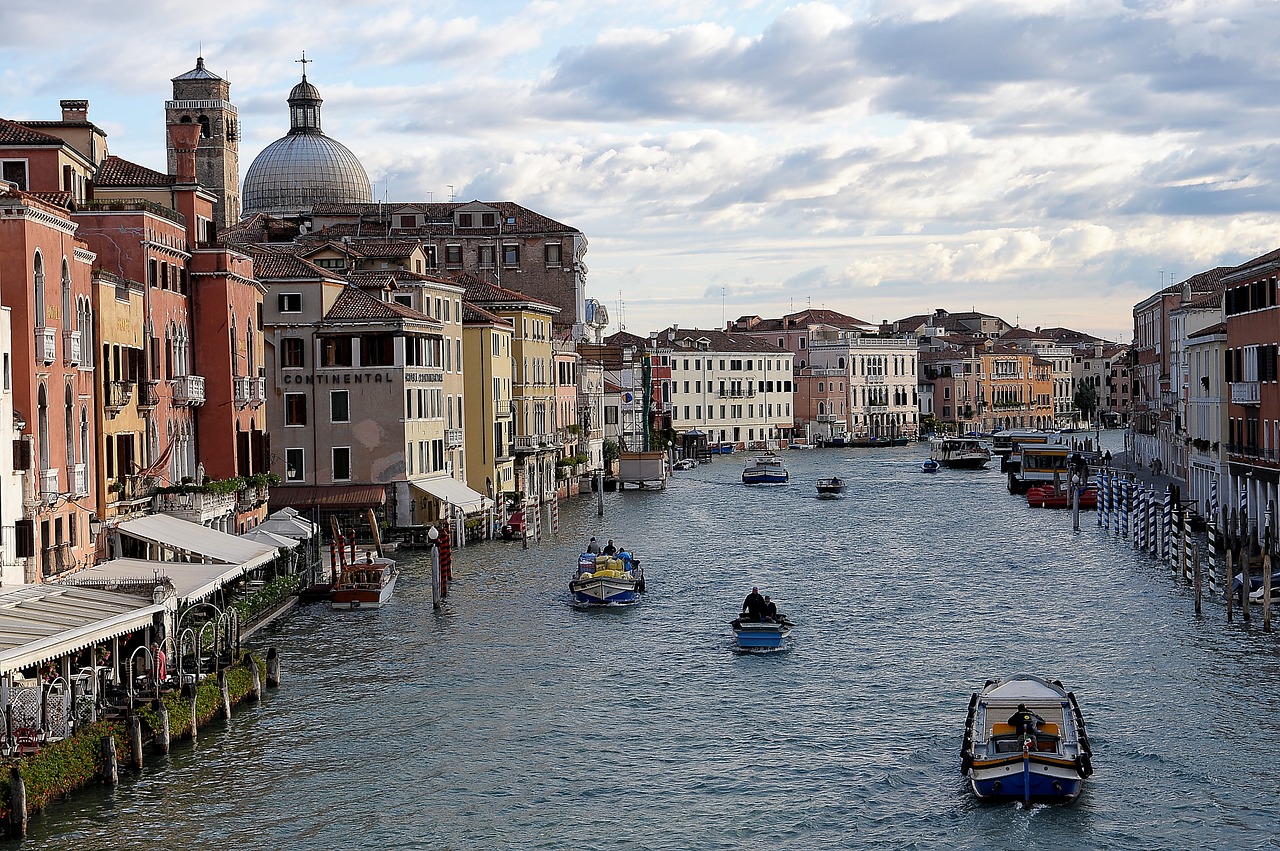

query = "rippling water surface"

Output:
[[25, 435, 1280, 849]]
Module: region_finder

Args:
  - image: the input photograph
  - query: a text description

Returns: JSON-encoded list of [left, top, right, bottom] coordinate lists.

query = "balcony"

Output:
[[73, 463, 87, 496], [104, 380, 134, 414], [63, 330, 81, 366], [445, 428, 464, 448], [1232, 381, 1260, 406], [718, 390, 756, 398], [35, 327, 55, 364], [39, 468, 58, 502], [171, 374, 206, 406], [513, 434, 558, 453], [864, 375, 885, 384], [815, 414, 838, 423], [234, 376, 252, 405], [137, 381, 159, 410], [252, 377, 266, 406], [153, 489, 236, 525]]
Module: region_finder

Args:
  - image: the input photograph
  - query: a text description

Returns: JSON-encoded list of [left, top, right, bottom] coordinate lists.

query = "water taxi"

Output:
[[961, 673, 1093, 805], [930, 437, 992, 469], [921, 459, 940, 473], [570, 552, 645, 605], [330, 556, 399, 610], [742, 454, 789, 484]]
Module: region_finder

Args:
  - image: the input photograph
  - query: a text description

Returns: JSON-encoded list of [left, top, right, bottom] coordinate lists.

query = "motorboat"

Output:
[[672, 458, 697, 471], [330, 556, 399, 610], [742, 454, 789, 484], [930, 437, 992, 469], [709, 442, 737, 455], [1027, 482, 1097, 509], [1229, 569, 1280, 601], [815, 477, 846, 497], [961, 674, 1093, 805], [570, 552, 645, 605], [849, 436, 910, 448], [788, 441, 816, 450], [921, 459, 940, 473], [731, 614, 793, 650]]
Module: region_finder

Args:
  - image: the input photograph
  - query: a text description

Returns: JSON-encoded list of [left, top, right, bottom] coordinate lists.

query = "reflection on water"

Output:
[[23, 434, 1280, 849]]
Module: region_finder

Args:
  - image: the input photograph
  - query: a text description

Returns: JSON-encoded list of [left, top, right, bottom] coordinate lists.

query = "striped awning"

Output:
[[268, 485, 386, 511], [0, 585, 164, 674]]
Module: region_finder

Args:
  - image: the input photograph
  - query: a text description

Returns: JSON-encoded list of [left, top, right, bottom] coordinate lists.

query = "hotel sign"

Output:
[[281, 370, 444, 385]]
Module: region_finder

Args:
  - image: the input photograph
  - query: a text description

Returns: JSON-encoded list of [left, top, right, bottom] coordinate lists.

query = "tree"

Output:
[[1073, 382, 1099, 425]]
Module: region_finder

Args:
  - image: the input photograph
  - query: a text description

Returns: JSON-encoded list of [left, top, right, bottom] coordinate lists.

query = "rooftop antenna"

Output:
[[721, 286, 726, 327], [447, 184, 455, 203]]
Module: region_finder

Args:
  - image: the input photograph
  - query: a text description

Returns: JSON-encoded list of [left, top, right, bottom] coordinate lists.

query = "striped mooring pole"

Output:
[[1162, 485, 1173, 565], [1120, 476, 1130, 540]]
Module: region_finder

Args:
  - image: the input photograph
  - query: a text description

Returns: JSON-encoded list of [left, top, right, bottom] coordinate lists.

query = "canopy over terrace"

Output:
[[61, 558, 262, 608], [0, 585, 164, 676], [113, 514, 278, 572], [410, 476, 491, 514]]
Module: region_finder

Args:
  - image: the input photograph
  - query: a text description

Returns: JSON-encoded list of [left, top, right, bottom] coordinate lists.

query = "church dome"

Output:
[[241, 70, 372, 217]]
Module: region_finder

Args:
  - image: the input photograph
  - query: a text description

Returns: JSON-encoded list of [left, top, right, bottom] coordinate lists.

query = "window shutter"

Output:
[[12, 438, 29, 471], [14, 520, 33, 559]]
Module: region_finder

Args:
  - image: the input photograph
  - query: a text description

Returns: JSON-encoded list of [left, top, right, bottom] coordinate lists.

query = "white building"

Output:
[[662, 328, 795, 447]]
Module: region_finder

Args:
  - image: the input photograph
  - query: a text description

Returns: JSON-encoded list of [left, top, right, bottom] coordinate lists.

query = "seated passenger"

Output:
[[1006, 703, 1044, 735]]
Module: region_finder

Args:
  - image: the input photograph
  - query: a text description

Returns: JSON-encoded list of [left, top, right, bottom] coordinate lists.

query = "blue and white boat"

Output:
[[570, 553, 645, 605], [921, 459, 940, 473], [961, 673, 1093, 805], [731, 614, 793, 650], [742, 454, 788, 484]]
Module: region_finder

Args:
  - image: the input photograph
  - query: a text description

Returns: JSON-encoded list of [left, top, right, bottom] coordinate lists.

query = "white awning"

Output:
[[258, 516, 316, 539], [0, 585, 164, 674], [411, 476, 492, 513], [240, 528, 301, 548], [116, 514, 278, 572], [62, 557, 254, 606]]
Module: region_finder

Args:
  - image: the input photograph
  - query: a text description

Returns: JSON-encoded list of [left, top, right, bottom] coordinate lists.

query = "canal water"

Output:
[[24, 434, 1280, 849]]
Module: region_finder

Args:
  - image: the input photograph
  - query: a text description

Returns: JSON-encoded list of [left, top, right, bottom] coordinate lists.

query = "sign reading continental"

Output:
[[281, 370, 443, 385]]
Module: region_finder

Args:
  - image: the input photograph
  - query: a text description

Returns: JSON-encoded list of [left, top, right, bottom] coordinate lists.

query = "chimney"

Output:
[[167, 122, 201, 183], [59, 99, 88, 122]]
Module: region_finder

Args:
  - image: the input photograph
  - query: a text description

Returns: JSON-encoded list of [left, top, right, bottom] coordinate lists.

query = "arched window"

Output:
[[61, 258, 71, 329], [33, 252, 45, 328], [37, 383, 49, 471], [197, 115, 211, 138], [79, 407, 89, 473], [838, 357, 846, 369], [65, 384, 75, 468]]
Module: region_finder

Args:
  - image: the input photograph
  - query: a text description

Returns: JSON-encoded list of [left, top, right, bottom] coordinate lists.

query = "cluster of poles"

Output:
[[1092, 471, 1278, 629]]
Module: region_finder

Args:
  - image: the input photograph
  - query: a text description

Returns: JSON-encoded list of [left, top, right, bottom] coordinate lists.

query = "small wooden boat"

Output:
[[961, 673, 1093, 805], [672, 458, 697, 471], [570, 552, 645, 604], [1027, 483, 1097, 509], [330, 556, 399, 610], [921, 459, 940, 473], [731, 614, 793, 650], [815, 477, 846, 497], [742, 454, 788, 484]]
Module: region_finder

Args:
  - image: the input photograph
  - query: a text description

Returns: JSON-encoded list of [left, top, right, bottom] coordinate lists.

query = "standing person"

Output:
[[602, 539, 617, 556], [586, 537, 602, 555], [742, 587, 766, 621], [763, 596, 778, 622]]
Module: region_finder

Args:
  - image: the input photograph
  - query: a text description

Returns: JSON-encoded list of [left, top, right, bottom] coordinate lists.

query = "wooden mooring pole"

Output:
[[1264, 547, 1272, 633], [189, 696, 198, 742], [218, 670, 232, 721], [102, 735, 119, 784], [9, 766, 26, 838], [266, 647, 281, 688], [156, 701, 170, 754], [1194, 543, 1202, 616], [1226, 545, 1235, 623], [129, 715, 143, 771], [248, 654, 262, 701]]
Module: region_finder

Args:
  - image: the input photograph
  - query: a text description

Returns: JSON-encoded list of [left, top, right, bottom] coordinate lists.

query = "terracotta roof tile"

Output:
[[95, 156, 173, 187], [462, 301, 513, 327], [310, 200, 579, 235], [0, 118, 65, 145], [248, 249, 333, 281], [324, 286, 432, 323], [455, 271, 558, 311]]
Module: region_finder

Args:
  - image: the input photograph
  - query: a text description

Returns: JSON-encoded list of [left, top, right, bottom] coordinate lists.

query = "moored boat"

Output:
[[1026, 483, 1097, 509], [673, 458, 697, 471], [850, 436, 910, 448], [815, 476, 846, 497], [742, 453, 789, 484], [709, 441, 737, 454], [330, 556, 399, 610], [961, 673, 1093, 805], [570, 552, 645, 604], [931, 437, 992, 469]]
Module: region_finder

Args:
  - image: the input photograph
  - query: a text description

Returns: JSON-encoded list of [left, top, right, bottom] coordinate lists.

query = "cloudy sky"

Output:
[[3, 0, 1277, 341]]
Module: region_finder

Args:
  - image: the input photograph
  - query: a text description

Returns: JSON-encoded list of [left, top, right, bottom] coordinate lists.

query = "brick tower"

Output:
[[165, 56, 241, 230]]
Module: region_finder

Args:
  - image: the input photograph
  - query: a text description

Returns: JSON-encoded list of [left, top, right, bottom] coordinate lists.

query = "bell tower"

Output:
[[165, 56, 241, 230]]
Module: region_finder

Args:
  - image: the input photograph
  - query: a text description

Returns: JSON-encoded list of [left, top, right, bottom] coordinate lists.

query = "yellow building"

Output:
[[458, 274, 560, 508], [461, 302, 514, 500]]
